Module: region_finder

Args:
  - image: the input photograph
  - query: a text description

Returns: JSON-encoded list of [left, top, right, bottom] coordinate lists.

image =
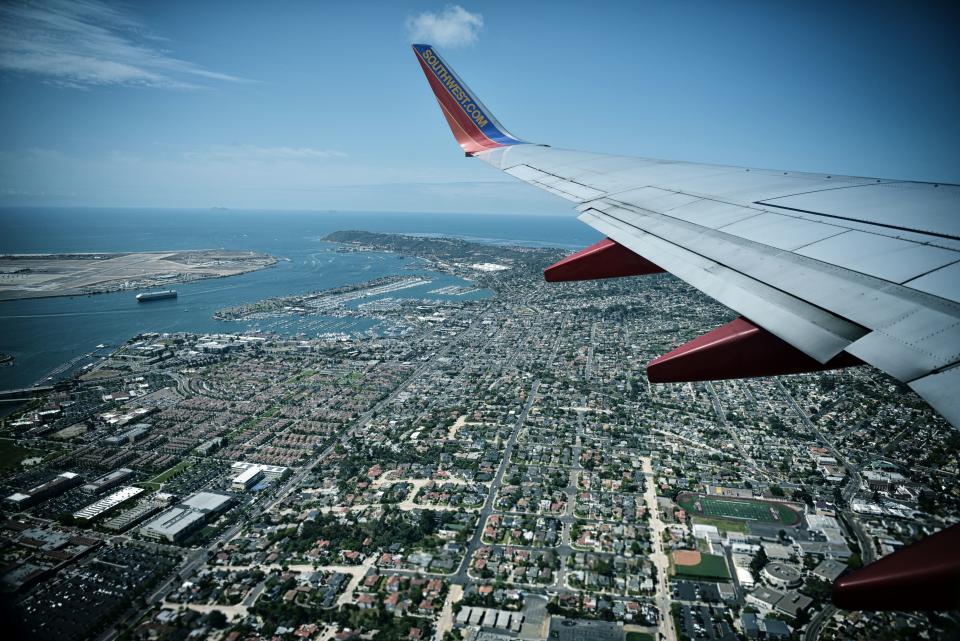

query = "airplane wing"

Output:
[[411, 43, 960, 430]]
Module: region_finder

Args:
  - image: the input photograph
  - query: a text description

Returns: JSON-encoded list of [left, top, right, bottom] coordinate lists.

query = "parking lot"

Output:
[[16, 544, 179, 641]]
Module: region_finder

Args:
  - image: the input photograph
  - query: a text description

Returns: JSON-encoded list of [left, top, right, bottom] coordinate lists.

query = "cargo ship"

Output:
[[136, 290, 177, 302]]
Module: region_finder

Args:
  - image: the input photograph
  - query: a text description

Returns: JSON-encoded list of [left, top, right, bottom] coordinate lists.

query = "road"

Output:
[[803, 604, 835, 641], [642, 456, 677, 641], [775, 380, 863, 504], [452, 378, 540, 583], [721, 544, 743, 603], [433, 584, 463, 641], [777, 382, 874, 563], [705, 382, 757, 469], [584, 322, 596, 380]]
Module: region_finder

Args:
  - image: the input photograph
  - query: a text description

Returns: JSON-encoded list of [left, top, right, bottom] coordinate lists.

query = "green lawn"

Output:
[[691, 515, 748, 534], [674, 553, 731, 580], [146, 459, 194, 485], [626, 633, 655, 641], [677, 492, 800, 526], [0, 438, 43, 472]]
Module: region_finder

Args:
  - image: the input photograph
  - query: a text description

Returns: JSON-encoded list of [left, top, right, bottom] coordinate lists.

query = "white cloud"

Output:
[[406, 5, 483, 48], [183, 145, 347, 164], [0, 0, 247, 89]]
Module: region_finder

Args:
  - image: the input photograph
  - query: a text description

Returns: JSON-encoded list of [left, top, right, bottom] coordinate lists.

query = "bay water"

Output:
[[0, 208, 601, 390]]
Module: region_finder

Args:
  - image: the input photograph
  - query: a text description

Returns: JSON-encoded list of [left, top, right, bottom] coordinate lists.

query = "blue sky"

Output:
[[0, 0, 958, 213]]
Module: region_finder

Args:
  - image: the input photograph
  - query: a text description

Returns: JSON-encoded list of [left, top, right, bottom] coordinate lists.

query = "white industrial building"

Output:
[[140, 491, 233, 542], [74, 486, 144, 521], [232, 466, 264, 492], [230, 461, 289, 481]]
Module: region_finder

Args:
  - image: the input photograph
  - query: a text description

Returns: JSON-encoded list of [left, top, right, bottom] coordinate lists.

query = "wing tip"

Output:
[[410, 44, 526, 154]]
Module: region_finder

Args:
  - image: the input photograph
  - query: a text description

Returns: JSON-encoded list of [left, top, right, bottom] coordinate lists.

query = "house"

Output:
[[760, 618, 791, 640]]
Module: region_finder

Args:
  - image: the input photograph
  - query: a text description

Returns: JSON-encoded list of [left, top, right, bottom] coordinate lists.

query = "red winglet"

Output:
[[411, 44, 525, 155], [544, 238, 664, 282], [647, 317, 861, 383], [832, 522, 960, 611]]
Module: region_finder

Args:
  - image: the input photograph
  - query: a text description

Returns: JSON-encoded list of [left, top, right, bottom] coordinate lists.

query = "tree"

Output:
[[207, 610, 228, 629], [750, 547, 768, 574]]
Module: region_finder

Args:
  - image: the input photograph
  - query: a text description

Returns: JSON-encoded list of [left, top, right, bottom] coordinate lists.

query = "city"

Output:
[[2, 233, 957, 641]]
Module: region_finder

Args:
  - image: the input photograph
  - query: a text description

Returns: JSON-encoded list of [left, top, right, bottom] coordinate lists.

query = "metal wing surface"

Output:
[[411, 44, 960, 427]]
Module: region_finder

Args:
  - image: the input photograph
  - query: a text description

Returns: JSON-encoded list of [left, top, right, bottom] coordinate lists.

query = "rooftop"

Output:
[[180, 491, 233, 513]]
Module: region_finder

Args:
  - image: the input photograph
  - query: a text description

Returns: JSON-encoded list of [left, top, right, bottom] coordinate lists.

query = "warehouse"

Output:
[[5, 471, 82, 509], [139, 491, 233, 542], [82, 468, 134, 494], [232, 466, 264, 492], [74, 486, 144, 521]]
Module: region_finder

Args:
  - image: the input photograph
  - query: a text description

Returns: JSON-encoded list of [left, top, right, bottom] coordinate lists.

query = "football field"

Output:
[[678, 493, 800, 526]]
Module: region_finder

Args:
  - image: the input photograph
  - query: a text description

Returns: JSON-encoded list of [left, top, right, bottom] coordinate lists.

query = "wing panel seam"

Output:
[[586, 206, 870, 339], [758, 202, 960, 242], [600, 197, 960, 314]]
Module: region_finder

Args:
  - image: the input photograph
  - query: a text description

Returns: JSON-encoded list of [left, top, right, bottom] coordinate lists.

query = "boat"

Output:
[[136, 290, 177, 302]]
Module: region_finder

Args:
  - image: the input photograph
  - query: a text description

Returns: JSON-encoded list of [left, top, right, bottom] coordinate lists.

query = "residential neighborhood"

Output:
[[2, 233, 957, 641]]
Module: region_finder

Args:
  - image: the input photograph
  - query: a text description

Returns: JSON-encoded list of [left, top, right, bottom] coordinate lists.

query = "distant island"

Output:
[[0, 250, 276, 301]]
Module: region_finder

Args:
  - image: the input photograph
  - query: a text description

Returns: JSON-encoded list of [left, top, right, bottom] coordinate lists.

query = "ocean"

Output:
[[0, 208, 602, 390]]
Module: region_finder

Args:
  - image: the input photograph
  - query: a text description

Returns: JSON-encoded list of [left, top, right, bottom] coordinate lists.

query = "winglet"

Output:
[[411, 44, 525, 155]]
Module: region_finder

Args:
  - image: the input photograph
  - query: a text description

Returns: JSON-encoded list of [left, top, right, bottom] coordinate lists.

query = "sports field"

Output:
[[691, 515, 747, 533], [672, 551, 730, 580], [677, 493, 800, 526]]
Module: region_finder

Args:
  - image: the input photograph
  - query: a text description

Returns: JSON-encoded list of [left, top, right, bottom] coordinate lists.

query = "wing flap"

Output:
[[909, 366, 960, 428], [717, 212, 847, 251], [578, 207, 868, 362], [587, 199, 960, 378]]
